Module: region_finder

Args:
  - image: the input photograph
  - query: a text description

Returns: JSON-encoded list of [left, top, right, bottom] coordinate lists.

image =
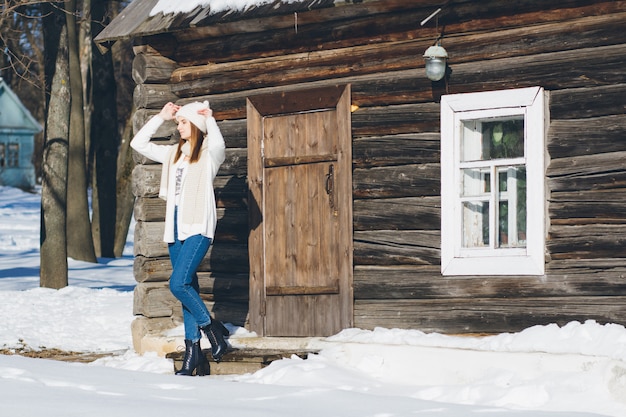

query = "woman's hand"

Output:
[[158, 102, 180, 121], [197, 107, 213, 119]]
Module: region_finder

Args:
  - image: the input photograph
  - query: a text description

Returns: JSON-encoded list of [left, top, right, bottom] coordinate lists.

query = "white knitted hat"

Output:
[[175, 101, 209, 134]]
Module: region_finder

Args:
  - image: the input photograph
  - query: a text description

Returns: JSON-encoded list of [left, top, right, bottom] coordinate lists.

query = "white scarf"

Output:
[[159, 141, 208, 227]]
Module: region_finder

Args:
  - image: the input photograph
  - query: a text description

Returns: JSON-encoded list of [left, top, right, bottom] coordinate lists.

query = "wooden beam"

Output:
[[354, 296, 626, 334], [167, 1, 623, 65]]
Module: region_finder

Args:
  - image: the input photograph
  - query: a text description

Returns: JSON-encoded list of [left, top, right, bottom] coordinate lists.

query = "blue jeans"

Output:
[[168, 209, 213, 341]]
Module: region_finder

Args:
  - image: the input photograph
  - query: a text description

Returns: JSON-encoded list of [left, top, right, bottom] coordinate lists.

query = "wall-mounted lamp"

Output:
[[423, 43, 448, 81], [421, 6, 449, 82]]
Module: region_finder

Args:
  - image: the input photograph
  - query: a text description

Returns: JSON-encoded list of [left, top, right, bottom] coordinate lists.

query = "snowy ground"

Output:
[[1, 185, 625, 417]]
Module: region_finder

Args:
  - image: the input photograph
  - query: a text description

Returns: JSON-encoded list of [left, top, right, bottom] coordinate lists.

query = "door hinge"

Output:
[[260, 299, 266, 317]]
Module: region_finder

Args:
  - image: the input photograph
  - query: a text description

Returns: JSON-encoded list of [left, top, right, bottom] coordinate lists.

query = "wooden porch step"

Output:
[[166, 347, 319, 375]]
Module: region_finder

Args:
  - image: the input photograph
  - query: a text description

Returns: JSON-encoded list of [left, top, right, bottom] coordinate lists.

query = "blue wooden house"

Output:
[[0, 77, 41, 189]]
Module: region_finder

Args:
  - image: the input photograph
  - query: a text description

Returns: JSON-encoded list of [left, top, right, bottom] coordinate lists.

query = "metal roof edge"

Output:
[[94, 0, 161, 43], [95, 0, 342, 44]]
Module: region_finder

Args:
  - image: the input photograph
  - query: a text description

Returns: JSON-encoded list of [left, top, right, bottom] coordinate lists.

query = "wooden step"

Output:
[[166, 347, 318, 375]]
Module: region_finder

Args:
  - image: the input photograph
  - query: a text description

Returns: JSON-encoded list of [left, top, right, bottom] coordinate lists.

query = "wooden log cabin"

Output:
[[95, 0, 626, 352]]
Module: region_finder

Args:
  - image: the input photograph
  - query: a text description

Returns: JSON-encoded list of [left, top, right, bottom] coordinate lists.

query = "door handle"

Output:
[[325, 164, 336, 213]]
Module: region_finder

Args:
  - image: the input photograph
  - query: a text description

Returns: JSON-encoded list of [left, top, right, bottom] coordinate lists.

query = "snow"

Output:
[[150, 0, 306, 16], [1, 184, 625, 417]]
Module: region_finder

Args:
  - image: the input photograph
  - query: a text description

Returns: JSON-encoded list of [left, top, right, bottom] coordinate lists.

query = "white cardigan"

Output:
[[130, 115, 226, 243]]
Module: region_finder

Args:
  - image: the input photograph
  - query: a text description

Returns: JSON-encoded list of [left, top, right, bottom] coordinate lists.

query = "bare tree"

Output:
[[40, 1, 69, 289], [113, 111, 135, 256], [108, 0, 136, 257], [89, 0, 119, 258], [0, 1, 45, 90], [65, 0, 97, 263], [3, 0, 136, 282], [0, 1, 47, 176]]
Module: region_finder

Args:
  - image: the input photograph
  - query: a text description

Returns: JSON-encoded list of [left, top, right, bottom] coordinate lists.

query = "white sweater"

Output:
[[130, 115, 226, 243]]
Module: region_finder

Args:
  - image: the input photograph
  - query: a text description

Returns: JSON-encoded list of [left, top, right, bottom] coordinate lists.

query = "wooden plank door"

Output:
[[247, 85, 353, 336]]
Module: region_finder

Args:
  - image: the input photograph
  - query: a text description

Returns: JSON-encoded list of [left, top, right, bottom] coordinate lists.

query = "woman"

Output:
[[131, 101, 228, 376]]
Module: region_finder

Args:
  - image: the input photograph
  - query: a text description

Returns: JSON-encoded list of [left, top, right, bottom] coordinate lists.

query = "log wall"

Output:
[[129, 0, 626, 336]]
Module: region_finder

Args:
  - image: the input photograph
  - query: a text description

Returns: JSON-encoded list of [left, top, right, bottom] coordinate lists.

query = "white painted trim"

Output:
[[442, 87, 541, 112], [440, 87, 546, 276]]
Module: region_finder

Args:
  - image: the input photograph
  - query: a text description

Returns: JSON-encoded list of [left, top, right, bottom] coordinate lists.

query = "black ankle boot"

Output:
[[175, 339, 209, 376], [202, 320, 229, 363]]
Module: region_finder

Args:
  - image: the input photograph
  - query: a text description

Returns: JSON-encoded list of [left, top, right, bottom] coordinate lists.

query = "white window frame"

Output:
[[440, 87, 547, 276]]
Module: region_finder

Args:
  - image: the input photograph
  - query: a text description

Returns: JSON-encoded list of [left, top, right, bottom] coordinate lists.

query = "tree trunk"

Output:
[[40, 4, 69, 289], [114, 112, 136, 257], [65, 0, 97, 263], [90, 0, 119, 258], [110, 1, 137, 258]]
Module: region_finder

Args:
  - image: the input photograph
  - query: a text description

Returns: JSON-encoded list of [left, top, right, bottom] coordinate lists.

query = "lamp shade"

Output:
[[423, 45, 448, 81]]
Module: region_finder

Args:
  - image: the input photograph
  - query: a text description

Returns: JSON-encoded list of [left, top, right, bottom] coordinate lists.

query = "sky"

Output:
[[1, 185, 626, 417]]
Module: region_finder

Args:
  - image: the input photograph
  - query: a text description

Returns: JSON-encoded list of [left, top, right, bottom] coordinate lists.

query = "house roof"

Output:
[[94, 0, 338, 45], [0, 78, 42, 134]]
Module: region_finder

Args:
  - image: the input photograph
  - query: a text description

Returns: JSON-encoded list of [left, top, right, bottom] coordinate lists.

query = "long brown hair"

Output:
[[174, 122, 205, 163]]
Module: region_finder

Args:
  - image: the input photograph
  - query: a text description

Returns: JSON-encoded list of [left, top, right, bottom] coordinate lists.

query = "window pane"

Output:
[[462, 118, 524, 162], [462, 168, 490, 196], [8, 143, 19, 168], [497, 166, 526, 248], [462, 201, 489, 248]]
